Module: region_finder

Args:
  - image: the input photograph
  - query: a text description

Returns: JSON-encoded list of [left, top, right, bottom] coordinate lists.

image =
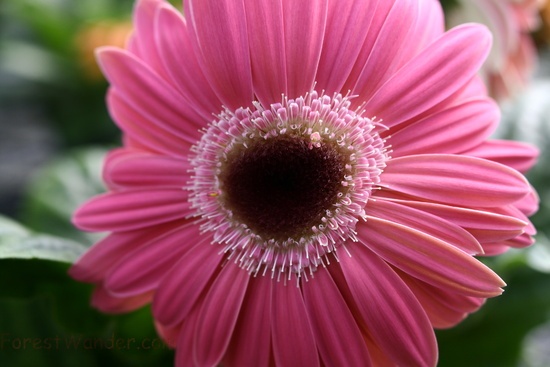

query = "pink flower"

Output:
[[446, 0, 544, 101], [71, 0, 538, 366]]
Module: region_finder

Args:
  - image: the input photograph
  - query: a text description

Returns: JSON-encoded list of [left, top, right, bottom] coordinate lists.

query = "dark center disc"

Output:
[[218, 135, 346, 241]]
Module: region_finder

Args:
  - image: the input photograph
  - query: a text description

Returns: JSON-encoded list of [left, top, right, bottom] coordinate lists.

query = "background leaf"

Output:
[[20, 148, 107, 244], [0, 214, 87, 262]]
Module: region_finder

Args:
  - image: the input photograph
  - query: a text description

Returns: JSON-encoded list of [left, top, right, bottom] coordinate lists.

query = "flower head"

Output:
[[71, 0, 538, 366]]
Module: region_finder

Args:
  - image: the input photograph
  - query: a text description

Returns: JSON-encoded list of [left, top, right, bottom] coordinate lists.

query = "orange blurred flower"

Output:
[[75, 21, 133, 81]]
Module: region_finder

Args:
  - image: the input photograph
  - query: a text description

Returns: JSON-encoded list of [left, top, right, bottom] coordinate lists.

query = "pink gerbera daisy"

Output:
[[71, 0, 538, 366]]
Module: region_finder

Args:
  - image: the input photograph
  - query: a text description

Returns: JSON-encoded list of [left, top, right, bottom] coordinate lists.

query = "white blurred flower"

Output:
[[447, 0, 545, 101]]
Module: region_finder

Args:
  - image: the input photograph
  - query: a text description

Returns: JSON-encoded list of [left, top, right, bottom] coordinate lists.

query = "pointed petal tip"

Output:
[[451, 22, 493, 50], [67, 263, 89, 282], [94, 46, 125, 64]]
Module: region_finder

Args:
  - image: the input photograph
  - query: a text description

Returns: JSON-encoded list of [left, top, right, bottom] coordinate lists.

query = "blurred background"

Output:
[[0, 0, 549, 366]]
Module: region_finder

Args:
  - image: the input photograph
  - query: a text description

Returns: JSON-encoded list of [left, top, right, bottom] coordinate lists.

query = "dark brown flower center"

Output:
[[218, 135, 346, 241]]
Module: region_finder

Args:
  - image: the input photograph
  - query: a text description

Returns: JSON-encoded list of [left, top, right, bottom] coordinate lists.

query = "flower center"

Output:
[[219, 133, 346, 242], [189, 91, 387, 279]]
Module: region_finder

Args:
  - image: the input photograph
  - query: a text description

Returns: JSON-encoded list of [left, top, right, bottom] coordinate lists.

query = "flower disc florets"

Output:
[[189, 91, 388, 279]]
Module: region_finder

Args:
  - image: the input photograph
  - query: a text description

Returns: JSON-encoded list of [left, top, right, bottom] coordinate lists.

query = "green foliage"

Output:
[[0, 215, 86, 262], [21, 148, 107, 244], [439, 0, 460, 13], [0, 260, 174, 367]]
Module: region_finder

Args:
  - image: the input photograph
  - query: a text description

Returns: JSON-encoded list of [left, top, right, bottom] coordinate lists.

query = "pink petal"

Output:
[[271, 280, 320, 367], [514, 187, 539, 216], [359, 216, 506, 297], [377, 196, 528, 243], [481, 243, 511, 256], [131, 0, 167, 77], [153, 240, 222, 327], [104, 224, 200, 296], [368, 199, 483, 255], [175, 304, 202, 367], [97, 48, 203, 144], [73, 189, 191, 232], [340, 245, 438, 367], [315, 0, 377, 94], [69, 219, 188, 283], [363, 334, 395, 367], [484, 232, 535, 254], [416, 0, 446, 44], [302, 270, 372, 366], [107, 89, 192, 157], [103, 149, 189, 190], [243, 0, 287, 106], [467, 139, 539, 173], [154, 4, 222, 120], [382, 154, 531, 207], [341, 0, 394, 96], [193, 264, 250, 367], [398, 270, 485, 329], [155, 321, 180, 348], [282, 0, 328, 98], [184, 0, 253, 110], [366, 24, 491, 129], [351, 0, 437, 102], [91, 285, 152, 314], [390, 98, 499, 157], [224, 277, 272, 367]]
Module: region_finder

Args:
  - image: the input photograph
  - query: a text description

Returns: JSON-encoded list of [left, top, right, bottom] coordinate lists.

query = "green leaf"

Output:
[[0, 215, 87, 262], [21, 148, 107, 244]]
